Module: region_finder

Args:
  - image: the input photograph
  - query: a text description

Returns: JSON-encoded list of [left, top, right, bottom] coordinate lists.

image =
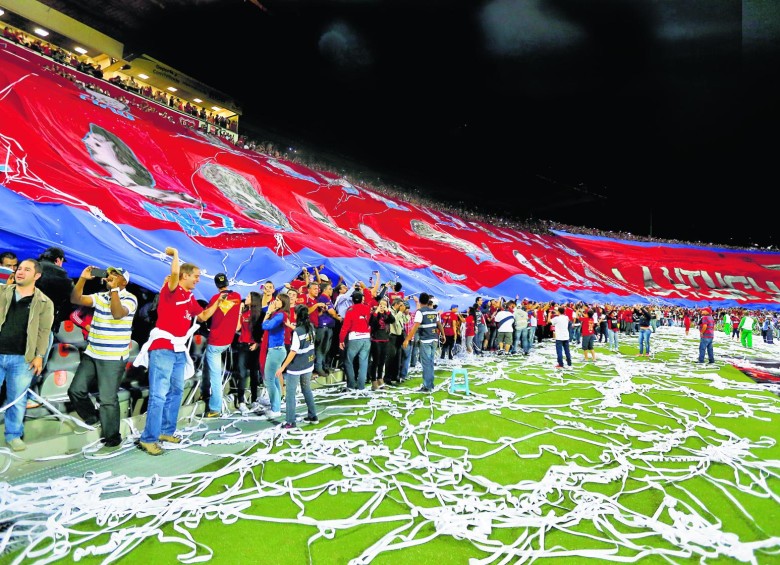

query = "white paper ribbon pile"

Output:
[[1, 327, 779, 564]]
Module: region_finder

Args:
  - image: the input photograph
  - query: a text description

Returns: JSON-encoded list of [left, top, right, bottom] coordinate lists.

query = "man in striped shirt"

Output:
[[67, 265, 137, 449]]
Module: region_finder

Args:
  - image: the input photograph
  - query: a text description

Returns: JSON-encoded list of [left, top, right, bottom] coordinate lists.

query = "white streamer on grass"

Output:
[[1, 327, 779, 564]]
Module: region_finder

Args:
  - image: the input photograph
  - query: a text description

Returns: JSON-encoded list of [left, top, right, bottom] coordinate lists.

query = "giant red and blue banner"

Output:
[[2, 40, 779, 308]]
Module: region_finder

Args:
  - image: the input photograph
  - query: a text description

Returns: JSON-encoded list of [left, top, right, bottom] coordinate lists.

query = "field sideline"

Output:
[[2, 326, 779, 564]]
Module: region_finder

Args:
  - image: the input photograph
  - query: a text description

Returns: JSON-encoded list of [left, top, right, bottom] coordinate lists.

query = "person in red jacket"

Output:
[[339, 291, 372, 390], [683, 310, 691, 336]]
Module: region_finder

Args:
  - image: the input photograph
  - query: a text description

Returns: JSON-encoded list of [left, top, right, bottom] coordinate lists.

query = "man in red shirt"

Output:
[[137, 247, 225, 455], [304, 281, 324, 328], [339, 291, 372, 390], [580, 308, 597, 362], [439, 304, 462, 359], [200, 273, 242, 417]]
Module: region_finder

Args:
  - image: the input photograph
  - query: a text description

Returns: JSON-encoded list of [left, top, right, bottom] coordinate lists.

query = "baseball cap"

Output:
[[319, 273, 329, 282], [450, 303, 458, 310], [39, 246, 66, 262], [214, 273, 228, 288], [107, 267, 131, 284]]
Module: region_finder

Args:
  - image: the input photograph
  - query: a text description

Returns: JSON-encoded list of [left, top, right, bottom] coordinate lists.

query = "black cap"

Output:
[[351, 290, 363, 304], [39, 246, 66, 262], [214, 273, 228, 288]]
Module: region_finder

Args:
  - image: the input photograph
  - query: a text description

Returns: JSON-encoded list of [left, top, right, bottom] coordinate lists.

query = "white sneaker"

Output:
[[238, 402, 248, 413], [260, 396, 271, 407], [265, 410, 282, 419], [250, 400, 263, 412]]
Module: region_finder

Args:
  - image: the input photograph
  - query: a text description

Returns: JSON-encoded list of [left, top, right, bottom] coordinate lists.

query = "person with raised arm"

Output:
[[135, 247, 226, 455]]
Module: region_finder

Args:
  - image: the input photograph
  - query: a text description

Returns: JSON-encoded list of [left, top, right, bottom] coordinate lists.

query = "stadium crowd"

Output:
[[1, 245, 778, 455]]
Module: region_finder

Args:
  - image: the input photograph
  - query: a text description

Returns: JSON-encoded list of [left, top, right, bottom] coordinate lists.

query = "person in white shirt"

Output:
[[494, 302, 515, 354], [550, 306, 572, 368]]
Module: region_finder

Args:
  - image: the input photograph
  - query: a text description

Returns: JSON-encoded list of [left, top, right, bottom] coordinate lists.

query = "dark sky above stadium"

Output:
[[41, 0, 779, 248]]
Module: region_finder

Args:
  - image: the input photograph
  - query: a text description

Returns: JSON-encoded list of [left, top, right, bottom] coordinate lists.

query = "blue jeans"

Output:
[[571, 325, 582, 345], [555, 340, 572, 366], [522, 327, 534, 354], [0, 354, 35, 442], [140, 349, 187, 443], [638, 328, 652, 354], [264, 346, 286, 412], [345, 338, 370, 389], [607, 328, 619, 351], [284, 371, 316, 425], [315, 326, 333, 373], [202, 343, 231, 412], [399, 342, 411, 380], [419, 341, 437, 389], [698, 338, 714, 363], [475, 324, 487, 353], [511, 329, 521, 353]]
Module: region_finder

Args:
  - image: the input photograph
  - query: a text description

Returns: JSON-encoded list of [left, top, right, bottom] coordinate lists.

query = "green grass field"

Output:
[[3, 326, 780, 564]]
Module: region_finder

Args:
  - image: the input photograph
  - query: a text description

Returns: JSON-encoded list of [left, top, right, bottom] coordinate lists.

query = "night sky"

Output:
[[51, 0, 780, 248]]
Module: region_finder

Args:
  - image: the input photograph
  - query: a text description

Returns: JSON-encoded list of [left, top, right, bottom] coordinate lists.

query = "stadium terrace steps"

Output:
[[1, 370, 345, 480]]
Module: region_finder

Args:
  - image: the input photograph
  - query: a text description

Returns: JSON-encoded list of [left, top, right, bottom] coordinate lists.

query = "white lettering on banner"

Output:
[[513, 251, 565, 285], [531, 256, 575, 286], [613, 265, 780, 300], [141, 203, 254, 237]]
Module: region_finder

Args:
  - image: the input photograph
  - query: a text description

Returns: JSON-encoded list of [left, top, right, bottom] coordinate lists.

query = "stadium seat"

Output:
[[54, 320, 88, 350], [45, 343, 82, 373], [130, 386, 149, 417], [182, 376, 198, 406], [38, 369, 75, 403], [34, 343, 82, 407]]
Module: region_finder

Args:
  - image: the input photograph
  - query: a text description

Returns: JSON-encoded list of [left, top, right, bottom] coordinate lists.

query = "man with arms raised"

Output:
[[136, 247, 226, 455]]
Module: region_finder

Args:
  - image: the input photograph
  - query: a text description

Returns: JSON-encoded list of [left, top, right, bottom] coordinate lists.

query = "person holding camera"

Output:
[[235, 291, 261, 413], [67, 265, 137, 450], [368, 297, 396, 390]]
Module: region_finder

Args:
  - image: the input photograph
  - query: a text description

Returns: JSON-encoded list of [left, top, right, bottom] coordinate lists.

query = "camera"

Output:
[[91, 268, 108, 278]]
